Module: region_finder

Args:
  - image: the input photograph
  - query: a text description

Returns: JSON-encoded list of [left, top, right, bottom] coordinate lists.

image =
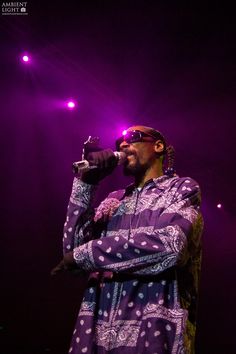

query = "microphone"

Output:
[[72, 151, 126, 173]]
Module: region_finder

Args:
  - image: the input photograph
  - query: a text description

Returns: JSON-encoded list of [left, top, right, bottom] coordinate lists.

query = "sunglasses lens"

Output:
[[116, 131, 145, 150], [125, 131, 141, 143]]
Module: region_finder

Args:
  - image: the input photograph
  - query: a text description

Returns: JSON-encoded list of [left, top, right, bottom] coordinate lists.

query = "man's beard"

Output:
[[123, 159, 149, 176]]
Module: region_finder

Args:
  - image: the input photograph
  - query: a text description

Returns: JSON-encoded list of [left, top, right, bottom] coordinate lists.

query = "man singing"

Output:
[[52, 125, 203, 354]]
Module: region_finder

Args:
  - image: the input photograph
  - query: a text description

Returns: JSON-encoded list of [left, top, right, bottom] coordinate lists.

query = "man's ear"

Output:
[[154, 140, 165, 154]]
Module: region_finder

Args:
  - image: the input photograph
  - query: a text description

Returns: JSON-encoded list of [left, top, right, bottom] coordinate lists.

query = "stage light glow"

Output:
[[67, 101, 76, 109], [22, 55, 30, 62], [122, 130, 127, 136], [217, 203, 222, 209]]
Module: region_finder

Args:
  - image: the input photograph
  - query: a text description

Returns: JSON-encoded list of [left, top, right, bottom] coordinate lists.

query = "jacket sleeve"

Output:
[[63, 177, 97, 254], [72, 178, 203, 275]]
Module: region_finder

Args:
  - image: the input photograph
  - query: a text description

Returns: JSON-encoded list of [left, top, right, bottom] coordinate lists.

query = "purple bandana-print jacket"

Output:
[[63, 175, 203, 354]]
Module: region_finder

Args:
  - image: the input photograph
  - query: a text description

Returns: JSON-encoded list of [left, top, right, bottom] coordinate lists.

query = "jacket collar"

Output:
[[123, 174, 173, 197]]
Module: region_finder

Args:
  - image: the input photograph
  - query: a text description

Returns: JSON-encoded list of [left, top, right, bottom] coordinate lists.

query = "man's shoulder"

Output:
[[167, 176, 202, 204], [169, 176, 200, 188], [157, 176, 201, 196]]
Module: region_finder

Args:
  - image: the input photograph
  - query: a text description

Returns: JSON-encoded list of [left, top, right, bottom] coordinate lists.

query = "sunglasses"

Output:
[[115, 130, 158, 151]]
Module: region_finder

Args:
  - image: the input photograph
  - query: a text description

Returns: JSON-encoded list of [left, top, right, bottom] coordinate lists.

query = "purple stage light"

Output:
[[217, 203, 222, 209], [122, 130, 127, 136], [67, 101, 76, 109], [22, 55, 30, 63]]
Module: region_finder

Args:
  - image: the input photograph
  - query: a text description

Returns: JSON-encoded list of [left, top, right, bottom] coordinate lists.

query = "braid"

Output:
[[164, 145, 176, 176]]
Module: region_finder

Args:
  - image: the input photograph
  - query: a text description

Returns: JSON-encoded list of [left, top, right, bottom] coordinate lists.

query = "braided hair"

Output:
[[163, 145, 176, 177]]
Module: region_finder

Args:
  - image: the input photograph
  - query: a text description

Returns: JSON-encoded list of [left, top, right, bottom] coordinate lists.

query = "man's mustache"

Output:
[[121, 148, 137, 157]]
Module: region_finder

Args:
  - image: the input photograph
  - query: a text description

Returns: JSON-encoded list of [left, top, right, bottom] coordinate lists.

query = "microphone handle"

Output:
[[72, 160, 97, 173]]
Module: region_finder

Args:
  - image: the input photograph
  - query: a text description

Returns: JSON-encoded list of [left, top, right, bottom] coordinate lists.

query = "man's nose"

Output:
[[119, 140, 130, 150]]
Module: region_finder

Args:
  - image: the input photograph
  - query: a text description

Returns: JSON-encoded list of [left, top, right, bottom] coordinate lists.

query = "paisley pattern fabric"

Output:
[[63, 175, 203, 354]]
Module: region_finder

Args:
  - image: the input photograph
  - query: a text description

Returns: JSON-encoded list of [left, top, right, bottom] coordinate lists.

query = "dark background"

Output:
[[0, 1, 236, 353]]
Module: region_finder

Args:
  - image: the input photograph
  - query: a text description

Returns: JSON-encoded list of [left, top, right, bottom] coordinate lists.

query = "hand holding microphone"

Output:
[[72, 150, 126, 173], [72, 136, 126, 184], [80, 149, 126, 184], [72, 136, 127, 185]]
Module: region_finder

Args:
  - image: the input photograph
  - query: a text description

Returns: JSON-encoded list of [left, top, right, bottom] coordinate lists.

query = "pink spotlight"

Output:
[[67, 101, 76, 109], [122, 130, 127, 136], [217, 203, 222, 209], [22, 55, 30, 63]]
